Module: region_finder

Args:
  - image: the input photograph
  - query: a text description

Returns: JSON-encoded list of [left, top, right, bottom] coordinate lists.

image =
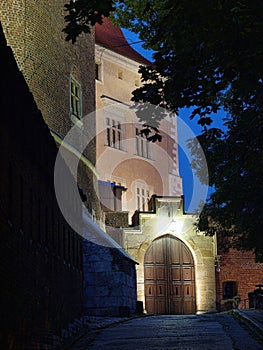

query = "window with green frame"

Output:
[[70, 77, 82, 120]]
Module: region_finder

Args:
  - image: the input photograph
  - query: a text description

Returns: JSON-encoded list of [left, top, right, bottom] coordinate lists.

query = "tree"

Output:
[[63, 0, 115, 43], [188, 111, 263, 258], [63, 0, 263, 256]]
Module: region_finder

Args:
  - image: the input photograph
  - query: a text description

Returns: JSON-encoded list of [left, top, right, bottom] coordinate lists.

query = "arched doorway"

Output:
[[144, 234, 196, 314]]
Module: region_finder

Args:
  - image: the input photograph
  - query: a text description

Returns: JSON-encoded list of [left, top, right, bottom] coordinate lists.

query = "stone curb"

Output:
[[233, 309, 263, 338]]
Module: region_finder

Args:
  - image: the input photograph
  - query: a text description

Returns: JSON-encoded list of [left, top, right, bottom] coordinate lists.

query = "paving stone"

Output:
[[68, 314, 263, 350]]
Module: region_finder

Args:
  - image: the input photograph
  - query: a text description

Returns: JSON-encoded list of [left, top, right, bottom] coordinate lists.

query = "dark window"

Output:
[[136, 127, 150, 158], [118, 70, 123, 79], [95, 63, 102, 81], [70, 77, 82, 120], [106, 118, 122, 149], [223, 281, 237, 299]]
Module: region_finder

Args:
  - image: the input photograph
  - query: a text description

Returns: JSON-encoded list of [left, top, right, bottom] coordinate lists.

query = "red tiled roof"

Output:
[[95, 18, 151, 65]]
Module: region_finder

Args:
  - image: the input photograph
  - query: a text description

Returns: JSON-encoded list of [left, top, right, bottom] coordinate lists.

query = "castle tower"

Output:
[[95, 18, 183, 222]]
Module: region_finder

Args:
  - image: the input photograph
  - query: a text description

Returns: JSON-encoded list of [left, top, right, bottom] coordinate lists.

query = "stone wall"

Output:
[[82, 213, 137, 316], [123, 196, 217, 314], [0, 24, 83, 349], [83, 242, 137, 316]]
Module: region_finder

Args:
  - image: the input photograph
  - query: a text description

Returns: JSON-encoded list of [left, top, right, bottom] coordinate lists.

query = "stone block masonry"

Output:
[[83, 240, 137, 317]]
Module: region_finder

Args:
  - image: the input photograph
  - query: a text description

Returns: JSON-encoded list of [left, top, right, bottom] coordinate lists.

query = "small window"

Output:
[[70, 77, 82, 121], [223, 281, 237, 299], [95, 63, 102, 81], [118, 70, 123, 80], [136, 127, 150, 158], [106, 118, 123, 150], [136, 185, 150, 211]]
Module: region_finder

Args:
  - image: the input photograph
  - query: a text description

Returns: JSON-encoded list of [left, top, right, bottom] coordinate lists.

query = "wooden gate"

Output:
[[144, 235, 196, 314]]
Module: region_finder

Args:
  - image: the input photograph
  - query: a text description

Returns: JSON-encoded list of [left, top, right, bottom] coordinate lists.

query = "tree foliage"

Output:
[[63, 0, 115, 42], [63, 0, 263, 255]]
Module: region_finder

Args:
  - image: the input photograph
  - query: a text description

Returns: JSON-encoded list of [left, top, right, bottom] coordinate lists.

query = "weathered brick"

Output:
[[0, 0, 101, 217], [216, 246, 263, 310], [0, 23, 83, 349]]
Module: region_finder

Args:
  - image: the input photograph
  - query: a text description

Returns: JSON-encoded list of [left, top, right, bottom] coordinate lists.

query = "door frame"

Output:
[[144, 234, 196, 314]]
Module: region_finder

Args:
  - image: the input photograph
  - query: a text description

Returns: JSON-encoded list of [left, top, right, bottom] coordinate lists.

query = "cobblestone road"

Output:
[[85, 314, 263, 350]]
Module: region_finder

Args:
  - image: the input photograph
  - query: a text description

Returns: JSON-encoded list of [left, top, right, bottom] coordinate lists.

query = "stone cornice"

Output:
[[95, 44, 143, 73]]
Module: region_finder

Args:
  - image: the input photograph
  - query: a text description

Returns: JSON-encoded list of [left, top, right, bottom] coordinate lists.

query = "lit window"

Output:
[[106, 118, 123, 150], [70, 77, 82, 121], [136, 127, 150, 158]]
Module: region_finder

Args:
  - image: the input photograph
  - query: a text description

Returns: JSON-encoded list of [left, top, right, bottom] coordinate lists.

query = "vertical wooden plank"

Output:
[[145, 235, 196, 315]]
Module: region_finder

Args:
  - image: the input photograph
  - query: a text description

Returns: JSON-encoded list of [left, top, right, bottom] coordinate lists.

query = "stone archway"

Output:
[[144, 234, 196, 314]]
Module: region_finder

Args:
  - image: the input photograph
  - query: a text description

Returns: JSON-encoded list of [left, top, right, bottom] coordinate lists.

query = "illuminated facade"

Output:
[[95, 18, 183, 220], [95, 19, 217, 314]]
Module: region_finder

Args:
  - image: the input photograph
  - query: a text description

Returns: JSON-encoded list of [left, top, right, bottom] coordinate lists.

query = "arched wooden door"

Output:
[[144, 235, 196, 314]]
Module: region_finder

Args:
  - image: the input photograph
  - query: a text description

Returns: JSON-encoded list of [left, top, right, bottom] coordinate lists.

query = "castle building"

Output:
[[95, 18, 263, 315], [95, 19, 217, 314], [1, 7, 262, 347], [95, 18, 183, 220]]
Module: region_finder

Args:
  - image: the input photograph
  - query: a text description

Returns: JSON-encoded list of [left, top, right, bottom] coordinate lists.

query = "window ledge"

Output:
[[71, 115, 83, 128], [104, 145, 127, 153], [133, 153, 155, 161]]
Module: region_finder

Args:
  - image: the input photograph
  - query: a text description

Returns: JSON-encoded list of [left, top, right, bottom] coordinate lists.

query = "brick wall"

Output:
[[0, 0, 101, 218], [0, 24, 83, 349], [0, 0, 95, 135], [216, 246, 263, 310]]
